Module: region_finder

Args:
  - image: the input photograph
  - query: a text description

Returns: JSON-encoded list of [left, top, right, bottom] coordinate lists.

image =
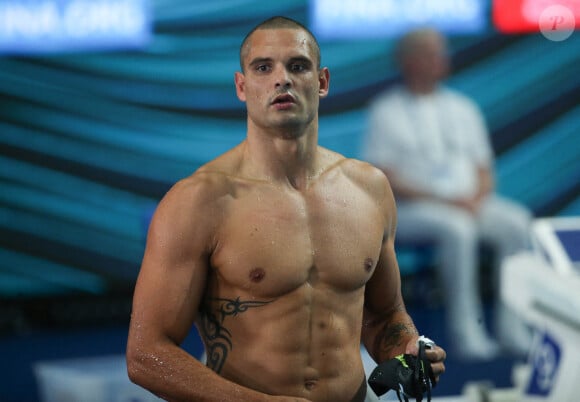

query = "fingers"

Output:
[[431, 361, 446, 381], [426, 346, 446, 382], [431, 345, 447, 361], [426, 346, 446, 364]]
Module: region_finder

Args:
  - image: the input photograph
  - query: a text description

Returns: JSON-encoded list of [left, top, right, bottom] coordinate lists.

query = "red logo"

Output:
[[493, 0, 579, 33]]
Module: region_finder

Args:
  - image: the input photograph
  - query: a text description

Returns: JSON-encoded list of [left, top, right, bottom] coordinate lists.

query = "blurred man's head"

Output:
[[395, 28, 450, 93]]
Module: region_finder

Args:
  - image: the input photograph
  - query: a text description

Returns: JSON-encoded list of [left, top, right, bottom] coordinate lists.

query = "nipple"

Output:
[[249, 267, 265, 283], [364, 258, 374, 272]]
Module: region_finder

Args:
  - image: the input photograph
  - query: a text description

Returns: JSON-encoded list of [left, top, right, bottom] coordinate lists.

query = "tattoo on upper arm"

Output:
[[199, 297, 273, 373]]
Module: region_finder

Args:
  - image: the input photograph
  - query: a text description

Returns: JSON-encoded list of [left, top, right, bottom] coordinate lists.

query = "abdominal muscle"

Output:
[[200, 284, 367, 402]]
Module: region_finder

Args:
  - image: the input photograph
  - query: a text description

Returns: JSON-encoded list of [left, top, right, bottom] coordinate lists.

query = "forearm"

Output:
[[362, 307, 419, 363], [127, 340, 275, 402]]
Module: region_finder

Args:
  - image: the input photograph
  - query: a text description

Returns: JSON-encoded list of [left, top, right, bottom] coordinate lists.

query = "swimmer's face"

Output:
[[234, 28, 329, 134]]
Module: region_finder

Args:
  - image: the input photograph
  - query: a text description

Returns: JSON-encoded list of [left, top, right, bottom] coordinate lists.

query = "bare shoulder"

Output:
[[151, 161, 238, 246], [161, 170, 230, 213], [159, 146, 242, 213], [143, 167, 235, 260], [321, 148, 391, 200]]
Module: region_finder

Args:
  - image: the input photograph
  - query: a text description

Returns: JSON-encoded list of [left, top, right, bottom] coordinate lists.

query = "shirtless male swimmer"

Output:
[[126, 16, 446, 402]]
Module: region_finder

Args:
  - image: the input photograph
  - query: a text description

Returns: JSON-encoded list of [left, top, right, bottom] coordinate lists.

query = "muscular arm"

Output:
[[126, 175, 306, 402], [360, 170, 419, 362], [360, 168, 446, 380]]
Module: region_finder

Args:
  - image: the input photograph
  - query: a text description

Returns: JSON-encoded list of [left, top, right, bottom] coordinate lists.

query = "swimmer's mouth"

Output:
[[272, 93, 296, 105]]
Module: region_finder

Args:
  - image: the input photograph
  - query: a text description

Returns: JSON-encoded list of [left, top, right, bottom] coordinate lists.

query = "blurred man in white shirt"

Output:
[[363, 28, 533, 361]]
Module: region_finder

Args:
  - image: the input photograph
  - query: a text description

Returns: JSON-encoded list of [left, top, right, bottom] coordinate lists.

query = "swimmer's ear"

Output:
[[235, 71, 247, 102], [318, 67, 330, 98]]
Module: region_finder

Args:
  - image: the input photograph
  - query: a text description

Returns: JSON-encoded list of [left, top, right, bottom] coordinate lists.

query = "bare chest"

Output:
[[210, 181, 385, 298]]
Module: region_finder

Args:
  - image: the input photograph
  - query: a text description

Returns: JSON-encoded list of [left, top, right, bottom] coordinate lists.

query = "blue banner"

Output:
[[0, 0, 151, 53], [310, 0, 487, 39]]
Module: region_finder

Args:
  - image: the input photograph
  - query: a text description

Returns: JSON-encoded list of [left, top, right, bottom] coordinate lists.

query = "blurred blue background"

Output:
[[1, 0, 579, 401]]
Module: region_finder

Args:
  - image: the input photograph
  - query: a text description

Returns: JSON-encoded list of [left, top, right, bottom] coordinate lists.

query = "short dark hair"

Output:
[[239, 16, 321, 71]]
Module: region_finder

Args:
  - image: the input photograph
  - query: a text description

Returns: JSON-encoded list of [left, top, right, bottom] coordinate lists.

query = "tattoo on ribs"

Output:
[[199, 297, 273, 373]]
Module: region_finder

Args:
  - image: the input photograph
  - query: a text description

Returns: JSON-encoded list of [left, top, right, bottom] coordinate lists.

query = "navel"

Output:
[[304, 379, 317, 390], [249, 267, 266, 283], [364, 257, 374, 272]]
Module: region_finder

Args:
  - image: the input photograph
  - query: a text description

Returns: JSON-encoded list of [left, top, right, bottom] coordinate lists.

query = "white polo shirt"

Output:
[[363, 85, 493, 200]]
